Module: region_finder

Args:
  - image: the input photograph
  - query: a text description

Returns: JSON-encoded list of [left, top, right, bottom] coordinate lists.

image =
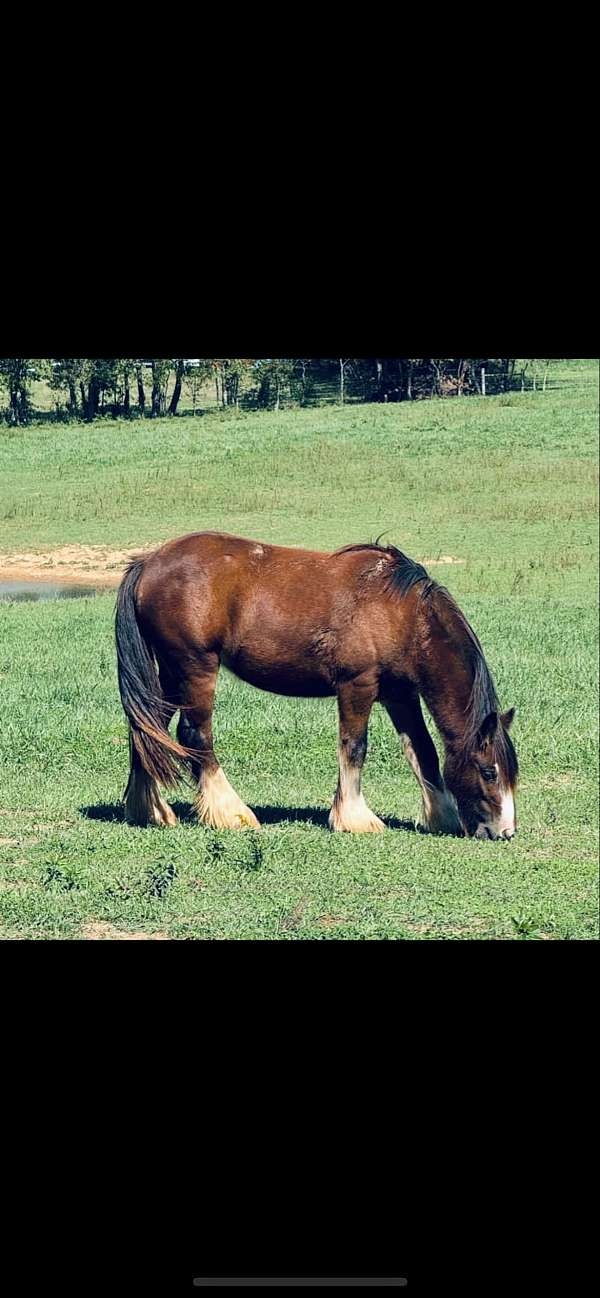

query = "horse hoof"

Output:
[[356, 813, 386, 833], [233, 811, 262, 830], [148, 804, 177, 827], [329, 809, 386, 833]]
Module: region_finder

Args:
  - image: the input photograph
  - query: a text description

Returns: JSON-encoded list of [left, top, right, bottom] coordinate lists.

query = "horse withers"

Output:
[[115, 531, 518, 838]]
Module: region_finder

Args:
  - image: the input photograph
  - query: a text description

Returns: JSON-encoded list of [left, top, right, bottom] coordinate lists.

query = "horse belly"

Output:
[[221, 640, 335, 698]]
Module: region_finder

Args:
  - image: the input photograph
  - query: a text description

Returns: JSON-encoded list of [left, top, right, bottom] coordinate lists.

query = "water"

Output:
[[0, 581, 101, 603]]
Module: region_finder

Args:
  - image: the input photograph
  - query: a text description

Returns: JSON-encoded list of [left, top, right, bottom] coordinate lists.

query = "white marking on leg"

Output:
[[329, 742, 385, 833], [196, 766, 261, 830], [400, 733, 462, 835]]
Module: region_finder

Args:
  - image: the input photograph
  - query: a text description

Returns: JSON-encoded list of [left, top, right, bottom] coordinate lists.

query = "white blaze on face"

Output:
[[489, 786, 516, 837]]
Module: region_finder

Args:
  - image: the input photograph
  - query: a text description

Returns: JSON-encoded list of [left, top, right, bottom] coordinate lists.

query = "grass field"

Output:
[[0, 359, 598, 939]]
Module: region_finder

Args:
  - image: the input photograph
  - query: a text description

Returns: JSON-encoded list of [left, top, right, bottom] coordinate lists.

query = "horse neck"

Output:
[[413, 594, 476, 752]]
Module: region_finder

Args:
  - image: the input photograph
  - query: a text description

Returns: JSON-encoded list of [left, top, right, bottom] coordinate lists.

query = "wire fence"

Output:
[[181, 360, 592, 412]]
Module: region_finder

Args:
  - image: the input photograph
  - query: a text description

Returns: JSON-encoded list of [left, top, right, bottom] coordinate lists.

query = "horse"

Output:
[[115, 531, 518, 839]]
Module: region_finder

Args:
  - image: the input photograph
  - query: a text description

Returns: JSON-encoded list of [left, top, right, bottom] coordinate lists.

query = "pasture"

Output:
[[0, 359, 597, 939]]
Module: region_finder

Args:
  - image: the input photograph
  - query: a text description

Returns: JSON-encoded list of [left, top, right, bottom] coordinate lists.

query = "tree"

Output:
[[51, 360, 124, 422], [150, 360, 173, 417], [56, 359, 150, 420], [49, 359, 86, 415], [99, 359, 138, 417], [430, 359, 449, 397], [253, 359, 295, 410], [290, 358, 314, 406], [211, 359, 253, 408], [501, 358, 516, 392], [0, 358, 49, 423], [119, 359, 134, 416], [168, 359, 187, 415], [135, 361, 147, 413], [84, 360, 120, 420], [404, 358, 421, 399], [184, 360, 213, 415]]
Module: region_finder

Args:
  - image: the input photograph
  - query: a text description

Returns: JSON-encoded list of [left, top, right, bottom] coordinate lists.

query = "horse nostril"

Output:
[[503, 828, 515, 840]]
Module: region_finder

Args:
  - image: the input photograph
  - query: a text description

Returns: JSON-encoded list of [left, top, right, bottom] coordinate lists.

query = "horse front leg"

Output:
[[384, 690, 462, 835], [329, 675, 385, 833]]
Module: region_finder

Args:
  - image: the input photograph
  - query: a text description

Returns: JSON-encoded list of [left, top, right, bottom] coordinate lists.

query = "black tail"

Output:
[[115, 556, 191, 788]]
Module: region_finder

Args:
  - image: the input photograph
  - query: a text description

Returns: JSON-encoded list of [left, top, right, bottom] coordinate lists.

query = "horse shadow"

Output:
[[252, 805, 417, 832], [80, 802, 418, 832], [80, 800, 193, 824]]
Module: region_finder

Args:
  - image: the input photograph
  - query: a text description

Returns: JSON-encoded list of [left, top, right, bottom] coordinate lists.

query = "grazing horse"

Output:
[[115, 532, 518, 839]]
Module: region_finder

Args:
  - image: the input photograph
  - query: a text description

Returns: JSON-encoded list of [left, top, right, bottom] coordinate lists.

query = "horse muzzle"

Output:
[[474, 823, 515, 841]]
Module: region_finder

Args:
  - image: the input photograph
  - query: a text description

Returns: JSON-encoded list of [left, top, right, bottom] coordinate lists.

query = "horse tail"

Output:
[[115, 556, 191, 788]]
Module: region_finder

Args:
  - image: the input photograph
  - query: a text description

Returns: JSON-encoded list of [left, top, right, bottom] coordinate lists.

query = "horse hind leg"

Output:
[[177, 664, 261, 831], [124, 732, 178, 827], [195, 766, 262, 831]]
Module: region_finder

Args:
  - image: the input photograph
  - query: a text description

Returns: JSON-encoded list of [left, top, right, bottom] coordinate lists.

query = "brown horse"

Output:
[[115, 532, 518, 839]]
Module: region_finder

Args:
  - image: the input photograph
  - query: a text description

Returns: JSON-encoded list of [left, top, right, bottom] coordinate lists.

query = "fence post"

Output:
[[481, 367, 486, 396]]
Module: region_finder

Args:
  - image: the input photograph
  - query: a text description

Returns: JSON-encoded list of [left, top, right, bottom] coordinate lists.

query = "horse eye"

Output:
[[481, 766, 496, 782]]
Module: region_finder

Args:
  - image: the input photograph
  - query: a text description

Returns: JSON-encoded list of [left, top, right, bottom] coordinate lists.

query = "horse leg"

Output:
[[384, 690, 462, 835], [177, 661, 261, 831], [329, 675, 385, 832], [124, 726, 178, 827]]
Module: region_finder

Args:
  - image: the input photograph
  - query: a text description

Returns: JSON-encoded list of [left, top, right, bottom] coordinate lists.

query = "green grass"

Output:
[[0, 359, 598, 938]]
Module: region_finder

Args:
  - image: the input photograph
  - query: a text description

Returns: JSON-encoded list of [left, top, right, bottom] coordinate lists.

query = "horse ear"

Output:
[[477, 710, 498, 749], [501, 707, 516, 730]]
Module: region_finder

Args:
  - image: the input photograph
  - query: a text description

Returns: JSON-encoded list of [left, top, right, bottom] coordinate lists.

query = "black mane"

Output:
[[431, 586, 519, 782], [334, 541, 433, 598]]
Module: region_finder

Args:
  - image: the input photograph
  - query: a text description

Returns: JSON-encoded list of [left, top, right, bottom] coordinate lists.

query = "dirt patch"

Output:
[[402, 918, 487, 937], [81, 921, 169, 941], [0, 544, 156, 588], [420, 555, 465, 565], [279, 899, 308, 931]]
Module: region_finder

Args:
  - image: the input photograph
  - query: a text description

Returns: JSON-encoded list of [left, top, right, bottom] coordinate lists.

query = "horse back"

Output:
[[135, 531, 411, 695]]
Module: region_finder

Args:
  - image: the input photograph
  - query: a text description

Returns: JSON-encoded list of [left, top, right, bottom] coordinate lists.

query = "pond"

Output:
[[0, 581, 102, 602]]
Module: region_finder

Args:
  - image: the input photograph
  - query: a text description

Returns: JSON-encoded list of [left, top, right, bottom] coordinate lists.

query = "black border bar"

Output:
[[193, 1282, 408, 1289]]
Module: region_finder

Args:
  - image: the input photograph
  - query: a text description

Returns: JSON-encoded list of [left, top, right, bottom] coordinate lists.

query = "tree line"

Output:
[[0, 358, 553, 424]]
